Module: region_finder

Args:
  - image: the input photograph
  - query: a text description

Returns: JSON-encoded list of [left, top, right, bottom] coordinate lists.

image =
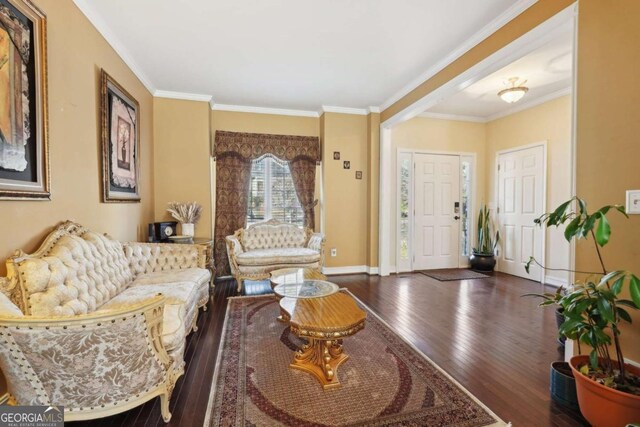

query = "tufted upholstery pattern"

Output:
[[0, 221, 212, 423], [242, 223, 309, 251], [124, 242, 206, 276], [226, 219, 325, 293], [16, 232, 133, 316]]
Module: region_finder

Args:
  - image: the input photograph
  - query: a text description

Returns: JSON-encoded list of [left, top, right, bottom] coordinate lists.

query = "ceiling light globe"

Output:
[[498, 87, 528, 103]]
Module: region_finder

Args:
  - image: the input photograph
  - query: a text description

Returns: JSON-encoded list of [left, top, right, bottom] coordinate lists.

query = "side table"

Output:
[[169, 237, 215, 292]]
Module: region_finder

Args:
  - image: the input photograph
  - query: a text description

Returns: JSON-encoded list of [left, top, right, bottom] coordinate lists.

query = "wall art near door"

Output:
[[100, 69, 140, 202], [0, 0, 49, 200]]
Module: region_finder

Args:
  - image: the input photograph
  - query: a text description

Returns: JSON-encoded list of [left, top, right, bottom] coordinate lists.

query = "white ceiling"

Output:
[[74, 0, 531, 112], [424, 23, 573, 121]]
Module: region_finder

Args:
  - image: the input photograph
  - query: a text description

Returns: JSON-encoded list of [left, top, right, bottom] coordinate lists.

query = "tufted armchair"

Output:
[[0, 221, 211, 423], [226, 219, 325, 292]]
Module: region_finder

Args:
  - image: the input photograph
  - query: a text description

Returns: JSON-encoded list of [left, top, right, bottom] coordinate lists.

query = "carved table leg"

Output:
[[289, 338, 349, 389]]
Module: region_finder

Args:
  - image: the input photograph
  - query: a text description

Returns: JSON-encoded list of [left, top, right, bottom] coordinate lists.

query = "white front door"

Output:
[[497, 145, 545, 281], [413, 154, 460, 270]]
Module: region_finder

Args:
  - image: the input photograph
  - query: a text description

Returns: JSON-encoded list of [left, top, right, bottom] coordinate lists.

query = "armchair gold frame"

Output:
[[226, 219, 325, 293]]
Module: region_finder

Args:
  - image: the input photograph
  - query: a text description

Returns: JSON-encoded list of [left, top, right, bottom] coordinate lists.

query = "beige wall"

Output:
[[366, 113, 381, 267], [389, 117, 486, 268], [0, 0, 154, 276], [153, 98, 211, 237], [321, 113, 369, 268], [486, 95, 572, 284], [575, 0, 640, 361]]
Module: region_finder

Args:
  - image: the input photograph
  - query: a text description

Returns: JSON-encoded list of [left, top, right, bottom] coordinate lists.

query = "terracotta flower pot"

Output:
[[569, 355, 640, 427]]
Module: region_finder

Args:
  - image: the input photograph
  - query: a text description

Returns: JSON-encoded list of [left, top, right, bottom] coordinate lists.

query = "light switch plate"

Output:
[[626, 190, 640, 214]]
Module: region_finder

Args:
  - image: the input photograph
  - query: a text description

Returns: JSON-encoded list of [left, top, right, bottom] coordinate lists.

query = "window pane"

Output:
[[247, 158, 266, 225], [247, 157, 305, 227], [461, 161, 472, 256], [270, 158, 304, 226], [399, 158, 410, 260]]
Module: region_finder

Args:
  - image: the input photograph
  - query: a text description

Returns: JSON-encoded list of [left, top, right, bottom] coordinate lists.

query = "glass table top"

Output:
[[273, 280, 339, 299]]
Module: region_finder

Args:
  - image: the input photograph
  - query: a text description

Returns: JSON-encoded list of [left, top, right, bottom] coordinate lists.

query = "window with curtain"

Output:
[[247, 157, 304, 226]]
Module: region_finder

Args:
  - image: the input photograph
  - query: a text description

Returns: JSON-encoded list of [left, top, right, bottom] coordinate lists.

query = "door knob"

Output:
[[454, 216, 460, 220]]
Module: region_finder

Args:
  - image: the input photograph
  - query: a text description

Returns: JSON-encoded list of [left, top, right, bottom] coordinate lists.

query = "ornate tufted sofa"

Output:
[[226, 219, 325, 292], [0, 221, 211, 423]]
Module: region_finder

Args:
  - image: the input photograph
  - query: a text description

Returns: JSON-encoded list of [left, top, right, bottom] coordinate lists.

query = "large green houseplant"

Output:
[[524, 197, 640, 426], [469, 204, 500, 271]]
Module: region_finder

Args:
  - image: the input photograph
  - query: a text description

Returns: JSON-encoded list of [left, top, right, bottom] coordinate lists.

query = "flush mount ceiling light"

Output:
[[498, 77, 529, 103]]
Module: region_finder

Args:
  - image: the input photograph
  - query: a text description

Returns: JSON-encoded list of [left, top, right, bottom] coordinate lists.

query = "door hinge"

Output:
[[497, 164, 501, 171], [497, 206, 500, 214]]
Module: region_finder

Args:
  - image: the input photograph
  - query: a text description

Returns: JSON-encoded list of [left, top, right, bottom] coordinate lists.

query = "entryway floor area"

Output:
[[67, 272, 586, 427]]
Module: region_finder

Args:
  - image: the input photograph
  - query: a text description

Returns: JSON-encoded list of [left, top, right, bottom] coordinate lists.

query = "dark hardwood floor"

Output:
[[69, 272, 587, 427]]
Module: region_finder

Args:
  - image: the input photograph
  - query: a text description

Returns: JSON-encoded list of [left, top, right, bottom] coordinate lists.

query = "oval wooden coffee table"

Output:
[[279, 291, 366, 389]]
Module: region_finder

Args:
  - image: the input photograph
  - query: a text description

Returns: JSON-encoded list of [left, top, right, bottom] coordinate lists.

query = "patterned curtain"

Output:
[[289, 158, 317, 229], [213, 131, 320, 277]]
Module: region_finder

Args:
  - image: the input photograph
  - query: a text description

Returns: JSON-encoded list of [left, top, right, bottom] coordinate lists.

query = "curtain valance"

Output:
[[214, 131, 321, 163]]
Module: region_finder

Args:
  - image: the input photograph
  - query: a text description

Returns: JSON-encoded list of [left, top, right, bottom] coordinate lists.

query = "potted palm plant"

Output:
[[524, 197, 640, 426], [469, 204, 500, 271]]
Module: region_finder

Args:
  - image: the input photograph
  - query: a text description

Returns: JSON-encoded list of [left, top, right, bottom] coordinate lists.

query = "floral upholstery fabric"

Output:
[[16, 232, 133, 316], [0, 312, 168, 410], [124, 242, 206, 276], [242, 223, 309, 251], [97, 282, 199, 351], [237, 248, 320, 266]]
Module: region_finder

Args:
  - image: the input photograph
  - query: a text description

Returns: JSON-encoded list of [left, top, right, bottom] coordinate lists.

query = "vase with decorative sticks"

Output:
[[166, 202, 202, 237]]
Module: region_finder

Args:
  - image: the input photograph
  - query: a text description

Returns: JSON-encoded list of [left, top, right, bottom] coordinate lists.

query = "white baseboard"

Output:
[[322, 265, 379, 276], [544, 276, 567, 288], [624, 358, 640, 369]]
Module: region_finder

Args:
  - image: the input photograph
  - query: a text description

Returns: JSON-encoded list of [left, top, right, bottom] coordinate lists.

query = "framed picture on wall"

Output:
[[0, 0, 49, 200], [100, 69, 140, 202]]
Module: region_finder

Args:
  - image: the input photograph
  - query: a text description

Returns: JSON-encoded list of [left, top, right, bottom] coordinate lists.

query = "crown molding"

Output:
[[418, 111, 486, 123], [486, 86, 571, 122], [72, 0, 156, 94], [367, 106, 381, 114], [379, 0, 539, 112], [211, 103, 320, 118], [154, 90, 213, 103], [321, 106, 369, 115]]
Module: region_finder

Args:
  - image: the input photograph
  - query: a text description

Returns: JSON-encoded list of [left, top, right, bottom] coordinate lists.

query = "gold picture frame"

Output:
[[0, 0, 49, 200], [100, 69, 140, 202]]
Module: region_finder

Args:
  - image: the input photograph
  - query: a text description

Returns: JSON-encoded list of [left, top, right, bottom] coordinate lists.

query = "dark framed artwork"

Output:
[[333, 151, 340, 160], [343, 160, 350, 169], [356, 171, 362, 180], [0, 0, 49, 200], [100, 69, 140, 202]]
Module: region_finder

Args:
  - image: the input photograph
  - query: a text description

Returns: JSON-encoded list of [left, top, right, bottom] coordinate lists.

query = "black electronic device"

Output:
[[149, 221, 178, 242]]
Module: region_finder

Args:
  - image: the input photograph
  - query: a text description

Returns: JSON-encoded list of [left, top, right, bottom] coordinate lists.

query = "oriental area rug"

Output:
[[204, 294, 508, 427]]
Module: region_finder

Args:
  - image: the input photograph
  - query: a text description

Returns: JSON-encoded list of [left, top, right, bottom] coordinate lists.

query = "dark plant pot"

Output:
[[550, 361, 579, 410], [570, 355, 640, 427], [469, 253, 496, 271], [555, 308, 566, 347]]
